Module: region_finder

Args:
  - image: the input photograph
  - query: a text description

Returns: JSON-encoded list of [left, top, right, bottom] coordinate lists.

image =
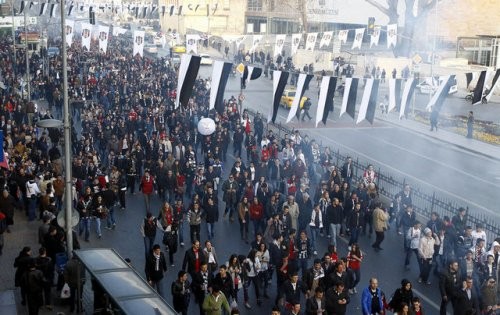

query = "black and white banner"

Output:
[[400, 78, 417, 119], [65, 19, 74, 47], [465, 72, 473, 90], [50, 3, 58, 18], [352, 28, 364, 50], [291, 33, 301, 56], [387, 24, 398, 48], [81, 22, 92, 51], [274, 34, 286, 58], [98, 25, 109, 53], [287, 73, 313, 123], [39, 3, 47, 16], [340, 78, 359, 119], [186, 34, 200, 54], [338, 30, 348, 44], [305, 33, 318, 51], [388, 78, 402, 112], [370, 26, 381, 48], [357, 79, 380, 124], [472, 70, 486, 105], [176, 54, 201, 109], [209, 61, 233, 115], [316, 76, 337, 126], [133, 30, 145, 57], [319, 31, 333, 48], [485, 69, 500, 102], [425, 75, 455, 112], [268, 71, 289, 123], [241, 66, 262, 89], [250, 35, 262, 54]]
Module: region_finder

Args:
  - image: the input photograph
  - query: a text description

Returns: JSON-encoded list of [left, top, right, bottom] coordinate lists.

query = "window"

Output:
[[247, 0, 263, 11]]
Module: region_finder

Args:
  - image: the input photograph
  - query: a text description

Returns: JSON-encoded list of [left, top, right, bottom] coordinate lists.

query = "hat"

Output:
[[423, 228, 432, 235]]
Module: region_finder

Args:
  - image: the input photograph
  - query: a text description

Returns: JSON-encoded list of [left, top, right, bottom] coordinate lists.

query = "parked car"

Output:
[[47, 46, 60, 57], [172, 45, 186, 53]]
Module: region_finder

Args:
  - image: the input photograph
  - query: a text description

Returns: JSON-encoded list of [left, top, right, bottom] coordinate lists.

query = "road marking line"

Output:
[[307, 129, 498, 218]]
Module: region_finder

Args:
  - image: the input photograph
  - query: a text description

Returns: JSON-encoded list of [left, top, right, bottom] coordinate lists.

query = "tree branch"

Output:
[[421, 0, 437, 12], [365, 0, 391, 16]]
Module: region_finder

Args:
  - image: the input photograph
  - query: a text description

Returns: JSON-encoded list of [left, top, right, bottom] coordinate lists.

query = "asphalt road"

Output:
[[212, 67, 500, 223]]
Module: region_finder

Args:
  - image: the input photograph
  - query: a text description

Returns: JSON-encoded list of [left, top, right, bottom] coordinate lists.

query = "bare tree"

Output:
[[365, 0, 437, 57], [273, 0, 311, 32]]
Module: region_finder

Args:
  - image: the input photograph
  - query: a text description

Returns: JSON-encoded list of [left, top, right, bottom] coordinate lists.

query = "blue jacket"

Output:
[[361, 286, 384, 315]]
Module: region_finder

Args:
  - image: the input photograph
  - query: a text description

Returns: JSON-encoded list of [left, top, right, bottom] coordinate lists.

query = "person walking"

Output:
[[439, 260, 461, 315], [139, 170, 156, 213], [171, 270, 191, 315], [202, 286, 231, 315], [301, 98, 312, 122], [64, 255, 86, 314], [140, 212, 160, 259], [347, 244, 363, 294], [145, 244, 168, 296], [466, 111, 474, 138], [23, 259, 45, 315], [418, 227, 435, 285], [372, 203, 389, 251], [361, 278, 385, 315], [430, 107, 439, 131]]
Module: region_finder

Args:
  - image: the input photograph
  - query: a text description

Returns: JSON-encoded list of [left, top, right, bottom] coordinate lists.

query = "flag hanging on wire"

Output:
[[268, 71, 289, 123], [316, 76, 337, 126], [425, 75, 455, 112], [65, 19, 74, 47], [132, 30, 145, 57], [399, 78, 418, 119], [472, 71, 486, 105], [465, 72, 473, 90], [356, 79, 380, 124], [50, 3, 58, 18], [370, 26, 381, 48], [286, 73, 313, 123], [241, 65, 262, 89], [210, 61, 233, 115], [175, 54, 201, 109], [352, 28, 365, 50], [274, 34, 286, 58], [340, 78, 359, 119], [387, 24, 398, 48], [68, 3, 74, 16], [39, 3, 47, 15], [485, 69, 500, 103], [19, 1, 26, 14], [81, 22, 92, 51], [388, 78, 402, 112]]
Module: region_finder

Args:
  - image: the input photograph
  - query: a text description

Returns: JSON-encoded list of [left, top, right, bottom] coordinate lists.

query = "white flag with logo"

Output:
[[338, 30, 348, 44], [274, 34, 286, 58], [81, 22, 92, 51], [235, 36, 246, 50], [319, 31, 333, 48], [133, 30, 145, 57], [387, 24, 398, 48], [65, 19, 74, 47], [186, 34, 200, 54], [305, 33, 318, 51], [291, 33, 302, 56], [98, 25, 109, 53], [352, 28, 364, 50], [370, 26, 381, 48], [250, 35, 262, 54]]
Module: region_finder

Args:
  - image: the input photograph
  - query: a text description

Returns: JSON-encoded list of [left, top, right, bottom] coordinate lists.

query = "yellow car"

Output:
[[280, 89, 307, 109], [172, 45, 186, 53]]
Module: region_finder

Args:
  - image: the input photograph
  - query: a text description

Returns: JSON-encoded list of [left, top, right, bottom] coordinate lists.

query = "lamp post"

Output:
[[24, 5, 30, 101], [38, 0, 73, 259], [60, 0, 73, 259], [10, 0, 17, 75]]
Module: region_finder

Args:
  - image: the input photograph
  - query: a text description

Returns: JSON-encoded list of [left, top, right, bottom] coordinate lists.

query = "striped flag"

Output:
[[425, 75, 455, 112], [287, 73, 313, 123], [472, 71, 486, 105], [175, 54, 201, 109], [210, 61, 233, 115], [485, 69, 500, 103], [268, 71, 289, 123], [388, 78, 402, 112], [241, 65, 262, 89], [400, 78, 417, 119], [316, 76, 337, 126], [39, 3, 47, 15], [340, 78, 359, 119], [356, 79, 380, 124]]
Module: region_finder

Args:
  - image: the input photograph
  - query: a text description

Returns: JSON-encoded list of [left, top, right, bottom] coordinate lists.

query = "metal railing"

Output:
[[246, 108, 500, 242]]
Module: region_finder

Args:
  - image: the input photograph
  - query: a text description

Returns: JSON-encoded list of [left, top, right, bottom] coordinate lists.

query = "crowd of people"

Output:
[[0, 31, 497, 315]]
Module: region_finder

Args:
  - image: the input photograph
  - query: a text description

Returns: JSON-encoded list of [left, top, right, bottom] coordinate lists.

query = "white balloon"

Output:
[[197, 118, 216, 136]]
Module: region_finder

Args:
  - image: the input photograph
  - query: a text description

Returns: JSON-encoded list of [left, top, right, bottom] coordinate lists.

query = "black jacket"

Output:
[[325, 287, 350, 315], [145, 252, 167, 282], [182, 248, 207, 275]]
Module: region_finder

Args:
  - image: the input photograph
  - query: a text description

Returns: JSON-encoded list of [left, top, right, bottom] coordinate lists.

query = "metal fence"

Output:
[[246, 109, 500, 242]]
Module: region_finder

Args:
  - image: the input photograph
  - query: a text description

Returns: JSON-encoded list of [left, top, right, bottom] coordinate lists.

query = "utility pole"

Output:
[[60, 0, 73, 258], [24, 5, 30, 101], [10, 0, 16, 75]]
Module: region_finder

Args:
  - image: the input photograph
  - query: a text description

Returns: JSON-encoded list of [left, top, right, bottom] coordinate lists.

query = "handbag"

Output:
[[60, 283, 71, 299]]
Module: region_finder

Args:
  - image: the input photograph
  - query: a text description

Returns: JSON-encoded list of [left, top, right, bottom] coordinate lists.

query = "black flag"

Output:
[[175, 55, 202, 108], [472, 71, 486, 105], [316, 76, 337, 126], [268, 71, 289, 123], [210, 61, 233, 115], [19, 1, 25, 14], [465, 72, 473, 90], [485, 69, 500, 103], [340, 78, 359, 120]]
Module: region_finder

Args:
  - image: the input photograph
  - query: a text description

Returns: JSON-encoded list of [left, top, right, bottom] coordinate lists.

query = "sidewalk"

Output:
[[377, 111, 500, 161]]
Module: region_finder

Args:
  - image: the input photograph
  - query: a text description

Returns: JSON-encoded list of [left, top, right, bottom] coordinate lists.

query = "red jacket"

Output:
[[140, 175, 155, 195], [249, 202, 264, 220]]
